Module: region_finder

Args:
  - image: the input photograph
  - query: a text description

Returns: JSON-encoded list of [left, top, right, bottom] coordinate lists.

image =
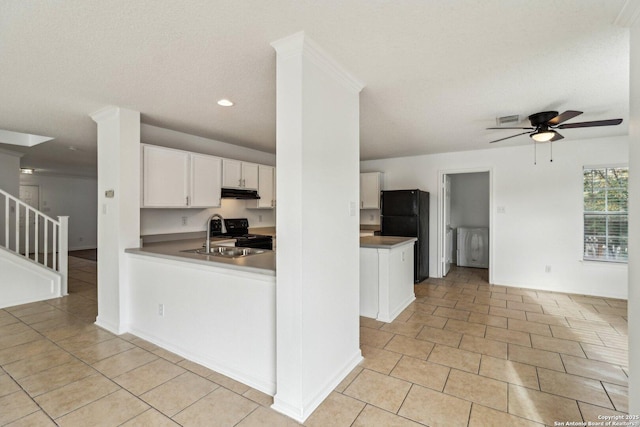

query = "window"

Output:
[[583, 166, 628, 262]]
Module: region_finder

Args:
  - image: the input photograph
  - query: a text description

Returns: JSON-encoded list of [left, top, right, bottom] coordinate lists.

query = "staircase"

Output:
[[1, 188, 68, 307]]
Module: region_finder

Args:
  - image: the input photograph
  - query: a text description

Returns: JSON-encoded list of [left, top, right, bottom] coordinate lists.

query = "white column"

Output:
[[90, 107, 140, 334], [271, 32, 364, 422], [628, 23, 640, 415]]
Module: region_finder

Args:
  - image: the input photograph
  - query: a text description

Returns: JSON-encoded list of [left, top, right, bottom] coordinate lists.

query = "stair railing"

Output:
[[1, 188, 68, 295]]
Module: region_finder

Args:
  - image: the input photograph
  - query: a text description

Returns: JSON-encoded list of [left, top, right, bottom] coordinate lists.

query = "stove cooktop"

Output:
[[210, 218, 272, 245]]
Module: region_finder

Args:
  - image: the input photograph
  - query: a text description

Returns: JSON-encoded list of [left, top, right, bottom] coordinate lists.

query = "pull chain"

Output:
[[550, 141, 553, 162], [533, 141, 537, 165]]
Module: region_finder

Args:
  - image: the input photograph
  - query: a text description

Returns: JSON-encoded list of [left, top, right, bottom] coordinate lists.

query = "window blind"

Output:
[[583, 167, 628, 262]]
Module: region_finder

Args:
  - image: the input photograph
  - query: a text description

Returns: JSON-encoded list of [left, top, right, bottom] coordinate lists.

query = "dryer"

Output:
[[457, 227, 489, 268]]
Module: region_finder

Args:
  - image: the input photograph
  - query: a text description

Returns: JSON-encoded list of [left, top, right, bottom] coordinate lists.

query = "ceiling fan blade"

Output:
[[486, 127, 534, 130], [557, 119, 623, 129], [489, 131, 533, 143], [550, 132, 564, 142], [547, 110, 582, 126]]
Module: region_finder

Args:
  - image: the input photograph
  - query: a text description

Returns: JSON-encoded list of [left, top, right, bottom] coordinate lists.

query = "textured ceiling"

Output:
[[0, 0, 630, 176]]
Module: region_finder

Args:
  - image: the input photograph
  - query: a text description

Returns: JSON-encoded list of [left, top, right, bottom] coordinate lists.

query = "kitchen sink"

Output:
[[182, 246, 266, 258]]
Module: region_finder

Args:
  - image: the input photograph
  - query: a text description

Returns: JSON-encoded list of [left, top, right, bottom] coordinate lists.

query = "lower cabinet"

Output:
[[360, 240, 415, 322]]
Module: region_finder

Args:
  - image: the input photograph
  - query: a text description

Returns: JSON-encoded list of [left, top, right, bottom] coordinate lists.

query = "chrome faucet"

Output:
[[206, 213, 224, 253]]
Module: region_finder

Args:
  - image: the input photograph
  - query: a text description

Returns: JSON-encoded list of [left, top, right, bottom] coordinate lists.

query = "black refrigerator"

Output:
[[380, 189, 429, 282]]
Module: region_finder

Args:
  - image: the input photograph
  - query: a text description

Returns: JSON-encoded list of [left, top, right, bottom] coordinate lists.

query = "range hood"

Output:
[[221, 188, 261, 199]]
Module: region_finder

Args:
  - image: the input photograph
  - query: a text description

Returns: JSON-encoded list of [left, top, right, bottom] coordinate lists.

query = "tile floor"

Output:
[[0, 260, 630, 426]]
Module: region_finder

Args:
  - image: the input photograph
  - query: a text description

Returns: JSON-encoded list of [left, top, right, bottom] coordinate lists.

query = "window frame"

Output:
[[582, 164, 628, 264]]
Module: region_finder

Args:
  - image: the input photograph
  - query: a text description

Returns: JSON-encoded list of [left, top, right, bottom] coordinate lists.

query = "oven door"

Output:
[[235, 237, 273, 250]]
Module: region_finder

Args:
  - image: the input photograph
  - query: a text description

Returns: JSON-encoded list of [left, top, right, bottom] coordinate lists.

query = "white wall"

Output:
[[0, 148, 21, 196], [139, 127, 277, 235], [627, 21, 639, 415], [141, 199, 274, 236], [19, 174, 97, 250], [361, 136, 629, 298], [450, 172, 490, 228], [0, 149, 21, 247]]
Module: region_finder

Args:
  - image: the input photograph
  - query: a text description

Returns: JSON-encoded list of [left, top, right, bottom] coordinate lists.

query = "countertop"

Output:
[[360, 236, 417, 249], [125, 238, 276, 276], [126, 234, 411, 273], [249, 226, 381, 236]]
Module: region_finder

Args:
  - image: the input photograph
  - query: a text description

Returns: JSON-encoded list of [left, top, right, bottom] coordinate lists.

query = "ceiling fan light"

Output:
[[531, 130, 556, 142]]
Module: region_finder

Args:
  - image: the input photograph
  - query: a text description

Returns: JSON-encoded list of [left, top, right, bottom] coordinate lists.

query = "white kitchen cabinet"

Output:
[[247, 165, 275, 209], [360, 172, 383, 209], [190, 153, 222, 208], [243, 162, 259, 190], [142, 145, 222, 208], [360, 236, 416, 322], [142, 145, 190, 207], [222, 159, 259, 190]]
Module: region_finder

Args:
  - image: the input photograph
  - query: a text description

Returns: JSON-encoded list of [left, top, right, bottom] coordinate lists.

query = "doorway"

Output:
[[438, 169, 492, 282]]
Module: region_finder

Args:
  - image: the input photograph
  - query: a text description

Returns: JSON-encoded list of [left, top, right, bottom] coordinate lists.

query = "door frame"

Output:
[[436, 168, 494, 284]]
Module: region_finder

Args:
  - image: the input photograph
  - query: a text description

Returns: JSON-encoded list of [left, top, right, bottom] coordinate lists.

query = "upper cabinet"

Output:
[[247, 165, 275, 209], [222, 159, 259, 190], [142, 145, 190, 207], [190, 153, 222, 208], [141, 144, 222, 208], [360, 172, 383, 209]]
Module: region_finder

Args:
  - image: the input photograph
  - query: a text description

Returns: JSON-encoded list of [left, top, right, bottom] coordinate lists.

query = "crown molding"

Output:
[[615, 0, 640, 27], [271, 32, 365, 93], [90, 106, 120, 123]]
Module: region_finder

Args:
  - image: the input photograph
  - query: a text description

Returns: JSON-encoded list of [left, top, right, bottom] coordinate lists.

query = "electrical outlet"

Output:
[[369, 214, 374, 221], [79, 237, 83, 242], [158, 304, 164, 317], [258, 215, 263, 223], [545, 265, 551, 273], [181, 216, 188, 226]]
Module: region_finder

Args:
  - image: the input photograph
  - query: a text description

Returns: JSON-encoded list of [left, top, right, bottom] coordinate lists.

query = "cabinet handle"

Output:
[[238, 179, 242, 187], [361, 201, 363, 208], [186, 196, 189, 206]]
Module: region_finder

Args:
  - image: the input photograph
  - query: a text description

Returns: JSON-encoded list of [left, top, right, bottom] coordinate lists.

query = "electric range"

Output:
[[209, 218, 273, 250]]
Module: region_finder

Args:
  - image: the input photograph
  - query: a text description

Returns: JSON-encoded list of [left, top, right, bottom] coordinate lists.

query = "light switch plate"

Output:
[[349, 201, 357, 216]]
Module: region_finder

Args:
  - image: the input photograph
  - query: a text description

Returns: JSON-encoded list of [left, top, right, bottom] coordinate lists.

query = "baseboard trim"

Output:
[[271, 349, 363, 422], [94, 316, 127, 335], [128, 326, 276, 396], [379, 294, 416, 323]]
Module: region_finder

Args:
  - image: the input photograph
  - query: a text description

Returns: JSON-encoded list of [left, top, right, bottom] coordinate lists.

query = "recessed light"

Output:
[[217, 99, 234, 107], [68, 146, 78, 151], [20, 168, 34, 174]]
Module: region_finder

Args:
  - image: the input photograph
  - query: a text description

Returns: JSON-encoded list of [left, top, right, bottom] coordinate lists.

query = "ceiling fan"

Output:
[[487, 111, 623, 144]]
